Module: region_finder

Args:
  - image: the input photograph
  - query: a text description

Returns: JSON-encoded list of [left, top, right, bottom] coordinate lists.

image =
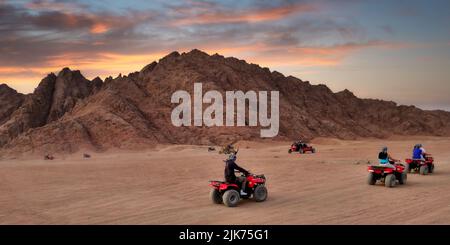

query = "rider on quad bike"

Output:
[[224, 153, 249, 196], [209, 153, 267, 207], [378, 146, 398, 167], [413, 144, 425, 161], [368, 146, 407, 187], [405, 144, 435, 174], [288, 140, 316, 154]]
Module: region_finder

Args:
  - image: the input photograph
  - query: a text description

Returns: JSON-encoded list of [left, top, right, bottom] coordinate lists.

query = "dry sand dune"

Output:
[[0, 137, 449, 224]]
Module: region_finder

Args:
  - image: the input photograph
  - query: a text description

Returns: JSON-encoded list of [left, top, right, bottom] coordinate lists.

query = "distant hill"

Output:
[[1, 49, 450, 155]]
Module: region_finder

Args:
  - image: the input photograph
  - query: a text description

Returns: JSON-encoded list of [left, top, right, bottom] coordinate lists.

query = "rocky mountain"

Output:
[[1, 49, 450, 156], [0, 84, 25, 125], [0, 69, 101, 151]]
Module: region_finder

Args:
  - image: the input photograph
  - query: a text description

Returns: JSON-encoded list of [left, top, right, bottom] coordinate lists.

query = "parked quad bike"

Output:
[[209, 172, 267, 207]]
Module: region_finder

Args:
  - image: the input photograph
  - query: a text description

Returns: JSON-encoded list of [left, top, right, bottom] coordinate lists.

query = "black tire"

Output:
[[429, 164, 434, 173], [222, 190, 240, 207], [312, 148, 316, 153], [210, 189, 222, 204], [419, 165, 429, 175], [398, 172, 407, 185], [253, 185, 268, 202], [288, 149, 292, 154], [367, 173, 376, 185], [385, 174, 396, 188]]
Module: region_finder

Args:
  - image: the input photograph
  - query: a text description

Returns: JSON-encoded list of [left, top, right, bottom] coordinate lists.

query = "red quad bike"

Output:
[[367, 162, 407, 188], [288, 143, 316, 154], [405, 155, 435, 175], [209, 172, 267, 207]]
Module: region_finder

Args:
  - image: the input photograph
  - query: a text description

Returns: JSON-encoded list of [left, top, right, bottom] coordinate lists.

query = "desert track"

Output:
[[1, 137, 449, 224]]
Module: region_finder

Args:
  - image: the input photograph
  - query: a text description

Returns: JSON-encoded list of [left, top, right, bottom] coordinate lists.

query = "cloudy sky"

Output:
[[1, 0, 450, 110]]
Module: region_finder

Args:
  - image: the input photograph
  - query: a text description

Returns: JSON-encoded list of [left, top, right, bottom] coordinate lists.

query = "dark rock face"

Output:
[[0, 84, 25, 125], [0, 74, 56, 147], [46, 68, 98, 123], [0, 69, 102, 148], [1, 49, 450, 155]]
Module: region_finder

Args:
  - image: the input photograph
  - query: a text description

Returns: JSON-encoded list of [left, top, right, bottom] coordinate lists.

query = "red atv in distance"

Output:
[[367, 161, 407, 188], [288, 142, 316, 154], [209, 172, 267, 207], [405, 154, 435, 175]]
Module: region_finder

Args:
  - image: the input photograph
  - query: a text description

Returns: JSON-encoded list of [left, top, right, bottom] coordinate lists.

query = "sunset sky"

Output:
[[1, 0, 450, 110]]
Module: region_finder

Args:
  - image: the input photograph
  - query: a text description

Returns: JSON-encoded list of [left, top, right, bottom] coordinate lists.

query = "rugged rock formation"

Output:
[[0, 84, 25, 125], [1, 49, 450, 155], [0, 68, 101, 149]]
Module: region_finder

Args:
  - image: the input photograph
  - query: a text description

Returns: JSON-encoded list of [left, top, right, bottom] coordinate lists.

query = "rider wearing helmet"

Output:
[[419, 144, 427, 158], [224, 153, 250, 195], [378, 146, 398, 167], [413, 144, 425, 161]]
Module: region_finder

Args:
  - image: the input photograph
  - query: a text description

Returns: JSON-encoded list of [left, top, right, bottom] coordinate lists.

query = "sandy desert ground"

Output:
[[1, 136, 449, 224]]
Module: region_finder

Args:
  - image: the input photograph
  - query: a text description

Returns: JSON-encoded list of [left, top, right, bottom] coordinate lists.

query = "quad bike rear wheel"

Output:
[[385, 174, 396, 188], [398, 172, 407, 185], [253, 185, 268, 202], [419, 165, 429, 175], [210, 189, 223, 204], [222, 190, 240, 207], [405, 164, 411, 173], [367, 173, 376, 185]]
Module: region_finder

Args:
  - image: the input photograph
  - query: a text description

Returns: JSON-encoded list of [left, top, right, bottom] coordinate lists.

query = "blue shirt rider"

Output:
[[413, 144, 425, 160]]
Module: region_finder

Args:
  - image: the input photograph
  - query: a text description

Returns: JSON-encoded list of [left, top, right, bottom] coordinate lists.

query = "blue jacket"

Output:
[[413, 148, 423, 159]]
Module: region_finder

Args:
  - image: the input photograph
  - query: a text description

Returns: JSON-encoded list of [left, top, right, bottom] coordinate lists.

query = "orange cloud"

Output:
[[25, 0, 84, 14], [0, 52, 168, 93], [0, 66, 58, 76], [0, 40, 406, 94], [200, 40, 402, 67], [172, 3, 315, 26], [45, 52, 166, 71], [0, 66, 59, 94], [90, 23, 110, 34]]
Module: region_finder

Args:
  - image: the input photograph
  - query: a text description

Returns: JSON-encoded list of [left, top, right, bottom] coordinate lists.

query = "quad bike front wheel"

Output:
[[385, 174, 396, 188], [222, 190, 240, 207], [312, 148, 316, 153], [253, 185, 268, 202], [367, 173, 376, 185], [288, 149, 292, 154], [419, 165, 429, 175], [429, 164, 434, 173], [210, 189, 223, 204]]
